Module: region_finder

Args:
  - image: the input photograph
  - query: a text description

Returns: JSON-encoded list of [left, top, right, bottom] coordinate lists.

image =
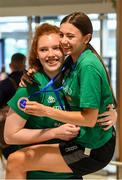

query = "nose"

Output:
[[60, 36, 68, 44], [48, 49, 55, 57]]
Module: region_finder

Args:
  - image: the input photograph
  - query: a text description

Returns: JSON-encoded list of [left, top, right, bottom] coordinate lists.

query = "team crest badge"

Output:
[[17, 97, 28, 111]]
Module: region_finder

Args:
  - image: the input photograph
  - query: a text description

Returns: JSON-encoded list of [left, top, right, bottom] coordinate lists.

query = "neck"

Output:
[[45, 70, 59, 79], [72, 46, 87, 62]]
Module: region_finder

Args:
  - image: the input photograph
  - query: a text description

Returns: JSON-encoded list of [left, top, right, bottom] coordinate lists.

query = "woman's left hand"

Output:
[[97, 108, 117, 131]]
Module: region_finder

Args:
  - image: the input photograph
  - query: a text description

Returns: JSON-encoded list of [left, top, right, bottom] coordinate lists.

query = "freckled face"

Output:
[[37, 33, 64, 77]]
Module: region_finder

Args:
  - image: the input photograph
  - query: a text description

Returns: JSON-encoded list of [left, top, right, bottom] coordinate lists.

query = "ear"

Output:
[[84, 33, 92, 44]]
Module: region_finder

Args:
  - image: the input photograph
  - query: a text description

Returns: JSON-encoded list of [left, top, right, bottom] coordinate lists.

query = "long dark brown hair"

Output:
[[60, 11, 117, 107]]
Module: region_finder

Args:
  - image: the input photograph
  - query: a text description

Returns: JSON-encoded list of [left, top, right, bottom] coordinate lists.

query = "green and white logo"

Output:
[[47, 96, 55, 104]]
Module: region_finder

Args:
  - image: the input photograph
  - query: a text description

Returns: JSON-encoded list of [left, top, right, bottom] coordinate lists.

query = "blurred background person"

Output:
[[0, 52, 26, 159], [0, 53, 26, 107]]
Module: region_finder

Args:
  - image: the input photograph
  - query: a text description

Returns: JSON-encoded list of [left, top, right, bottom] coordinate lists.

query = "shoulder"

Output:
[[84, 50, 100, 64], [33, 70, 48, 85], [80, 50, 103, 72], [0, 77, 13, 89], [9, 71, 23, 82]]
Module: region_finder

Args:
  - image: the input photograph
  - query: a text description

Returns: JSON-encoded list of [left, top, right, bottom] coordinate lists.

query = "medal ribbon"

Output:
[[19, 66, 68, 110]]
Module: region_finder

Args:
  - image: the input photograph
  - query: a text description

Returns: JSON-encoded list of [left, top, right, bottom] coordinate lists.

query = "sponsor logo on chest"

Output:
[[47, 96, 55, 104]]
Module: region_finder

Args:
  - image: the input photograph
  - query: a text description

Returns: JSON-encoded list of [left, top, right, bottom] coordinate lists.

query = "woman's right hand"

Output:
[[53, 123, 80, 141], [19, 68, 36, 87]]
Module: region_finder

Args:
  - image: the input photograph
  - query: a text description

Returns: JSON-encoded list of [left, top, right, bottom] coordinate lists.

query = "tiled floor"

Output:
[[84, 174, 116, 180], [84, 166, 117, 179]]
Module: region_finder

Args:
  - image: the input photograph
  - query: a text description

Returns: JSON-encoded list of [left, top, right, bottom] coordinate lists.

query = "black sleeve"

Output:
[[0, 78, 16, 107]]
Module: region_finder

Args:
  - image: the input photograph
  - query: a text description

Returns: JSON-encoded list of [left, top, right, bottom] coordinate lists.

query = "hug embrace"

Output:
[[4, 11, 117, 179]]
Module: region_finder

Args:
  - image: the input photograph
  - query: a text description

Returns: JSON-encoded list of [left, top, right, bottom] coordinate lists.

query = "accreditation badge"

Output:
[[17, 97, 28, 111]]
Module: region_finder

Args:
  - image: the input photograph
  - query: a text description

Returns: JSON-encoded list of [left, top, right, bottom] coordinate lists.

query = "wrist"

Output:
[[45, 106, 54, 117], [49, 128, 57, 139]]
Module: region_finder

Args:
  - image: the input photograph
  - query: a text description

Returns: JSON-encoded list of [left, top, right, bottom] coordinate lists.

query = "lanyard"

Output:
[[29, 77, 64, 110], [18, 56, 73, 111], [18, 66, 67, 111]]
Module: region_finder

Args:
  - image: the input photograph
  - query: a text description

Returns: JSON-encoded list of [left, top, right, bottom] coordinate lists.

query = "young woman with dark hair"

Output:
[[5, 12, 117, 179]]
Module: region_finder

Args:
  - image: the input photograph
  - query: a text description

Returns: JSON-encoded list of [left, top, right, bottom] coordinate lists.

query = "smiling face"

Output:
[[37, 33, 64, 78], [60, 22, 91, 61]]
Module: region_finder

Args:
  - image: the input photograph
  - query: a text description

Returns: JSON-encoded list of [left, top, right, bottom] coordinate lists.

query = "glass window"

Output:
[[0, 14, 116, 91], [0, 16, 28, 73], [102, 13, 116, 92], [5, 38, 27, 73]]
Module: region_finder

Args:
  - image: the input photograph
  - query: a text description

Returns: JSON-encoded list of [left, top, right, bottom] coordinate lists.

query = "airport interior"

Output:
[[0, 0, 122, 179]]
